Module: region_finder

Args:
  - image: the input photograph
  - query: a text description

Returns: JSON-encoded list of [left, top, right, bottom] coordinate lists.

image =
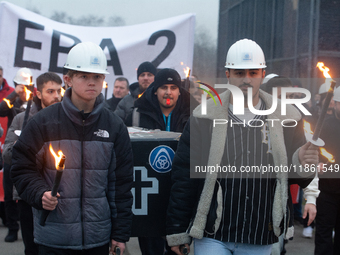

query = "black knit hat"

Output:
[[152, 68, 181, 92], [137, 61, 157, 79]]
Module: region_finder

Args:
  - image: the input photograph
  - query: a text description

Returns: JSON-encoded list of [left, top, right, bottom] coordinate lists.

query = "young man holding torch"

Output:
[[166, 39, 319, 255], [10, 42, 134, 255], [3, 72, 63, 255]]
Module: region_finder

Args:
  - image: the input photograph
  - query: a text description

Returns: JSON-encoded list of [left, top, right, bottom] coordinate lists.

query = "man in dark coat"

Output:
[[315, 87, 340, 254], [126, 68, 195, 133], [10, 42, 133, 255], [106, 77, 129, 111], [115, 61, 156, 121]]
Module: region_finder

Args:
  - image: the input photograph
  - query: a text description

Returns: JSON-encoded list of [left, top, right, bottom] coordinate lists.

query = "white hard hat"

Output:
[[318, 82, 331, 94], [64, 42, 109, 74], [225, 39, 266, 69], [262, 73, 278, 84], [333, 87, 340, 102], [13, 67, 33, 85]]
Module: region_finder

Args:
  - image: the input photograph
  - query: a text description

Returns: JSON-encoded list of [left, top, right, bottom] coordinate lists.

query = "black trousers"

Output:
[[38, 243, 109, 255], [3, 163, 19, 232], [18, 200, 38, 255], [315, 191, 340, 255]]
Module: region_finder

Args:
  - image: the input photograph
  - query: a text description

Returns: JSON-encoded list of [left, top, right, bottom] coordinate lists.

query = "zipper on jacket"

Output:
[[81, 119, 85, 246]]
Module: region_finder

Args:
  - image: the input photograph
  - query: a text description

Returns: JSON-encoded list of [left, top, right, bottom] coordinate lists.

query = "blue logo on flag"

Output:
[[148, 146, 175, 173]]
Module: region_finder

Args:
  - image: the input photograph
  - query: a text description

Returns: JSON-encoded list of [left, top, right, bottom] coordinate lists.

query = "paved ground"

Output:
[[0, 220, 314, 254]]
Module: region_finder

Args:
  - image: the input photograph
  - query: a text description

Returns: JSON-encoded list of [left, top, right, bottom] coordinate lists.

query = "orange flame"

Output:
[[303, 120, 313, 135], [61, 87, 65, 97], [183, 67, 190, 78], [320, 147, 335, 163], [49, 144, 65, 169], [316, 62, 332, 79], [138, 92, 144, 98], [180, 62, 184, 65], [24, 86, 32, 101], [316, 62, 334, 91], [3, 98, 13, 108], [103, 81, 108, 89]]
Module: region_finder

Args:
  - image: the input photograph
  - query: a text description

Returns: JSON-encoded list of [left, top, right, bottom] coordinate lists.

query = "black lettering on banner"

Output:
[[99, 39, 123, 75], [14, 19, 44, 69], [148, 30, 176, 68], [49, 30, 81, 73]]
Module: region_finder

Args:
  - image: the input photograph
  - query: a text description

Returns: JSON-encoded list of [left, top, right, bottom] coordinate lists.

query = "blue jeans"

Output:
[[194, 237, 272, 255]]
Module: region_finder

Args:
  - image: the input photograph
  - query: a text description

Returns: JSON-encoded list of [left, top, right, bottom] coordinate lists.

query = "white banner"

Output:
[[0, 1, 195, 98]]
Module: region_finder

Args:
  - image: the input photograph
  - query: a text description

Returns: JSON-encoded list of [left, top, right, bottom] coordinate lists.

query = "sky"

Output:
[[2, 0, 219, 43]]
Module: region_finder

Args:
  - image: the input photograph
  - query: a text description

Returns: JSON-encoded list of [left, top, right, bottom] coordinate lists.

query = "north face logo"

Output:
[[94, 129, 109, 138]]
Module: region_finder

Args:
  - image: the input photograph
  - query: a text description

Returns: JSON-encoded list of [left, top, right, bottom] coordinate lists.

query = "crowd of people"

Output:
[[0, 38, 338, 255]]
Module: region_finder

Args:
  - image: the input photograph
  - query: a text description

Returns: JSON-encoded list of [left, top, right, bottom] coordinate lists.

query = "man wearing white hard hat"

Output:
[[166, 39, 318, 255], [314, 86, 340, 254], [10, 42, 134, 255], [0, 67, 34, 243]]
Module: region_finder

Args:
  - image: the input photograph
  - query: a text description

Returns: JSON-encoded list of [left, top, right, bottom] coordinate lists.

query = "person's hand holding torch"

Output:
[[40, 145, 66, 226], [109, 240, 125, 255]]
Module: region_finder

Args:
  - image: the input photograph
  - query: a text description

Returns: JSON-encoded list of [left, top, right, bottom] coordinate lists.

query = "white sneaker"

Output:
[[303, 226, 313, 238]]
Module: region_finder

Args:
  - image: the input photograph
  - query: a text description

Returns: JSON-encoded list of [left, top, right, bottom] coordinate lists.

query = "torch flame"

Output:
[[61, 87, 65, 97], [316, 62, 332, 79], [183, 67, 190, 78], [49, 144, 65, 169], [320, 147, 335, 163], [103, 81, 108, 89], [138, 92, 144, 98], [3, 98, 13, 108], [303, 120, 314, 135], [24, 86, 32, 101]]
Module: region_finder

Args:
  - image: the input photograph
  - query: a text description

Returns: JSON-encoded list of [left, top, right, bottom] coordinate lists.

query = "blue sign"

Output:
[[148, 145, 175, 173]]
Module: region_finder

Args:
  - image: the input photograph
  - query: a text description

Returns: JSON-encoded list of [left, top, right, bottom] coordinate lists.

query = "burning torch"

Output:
[[103, 81, 108, 100], [183, 66, 191, 91], [61, 87, 65, 98], [22, 75, 34, 130], [310, 62, 337, 144], [40, 145, 66, 226]]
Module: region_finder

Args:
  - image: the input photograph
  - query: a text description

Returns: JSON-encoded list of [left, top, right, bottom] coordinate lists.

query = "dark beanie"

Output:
[[152, 68, 182, 92], [137, 61, 157, 79]]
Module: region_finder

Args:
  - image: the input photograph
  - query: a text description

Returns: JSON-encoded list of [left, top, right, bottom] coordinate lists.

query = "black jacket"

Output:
[[125, 85, 198, 132], [0, 90, 26, 128], [114, 82, 142, 121], [318, 115, 340, 194], [105, 95, 123, 112], [11, 88, 134, 249]]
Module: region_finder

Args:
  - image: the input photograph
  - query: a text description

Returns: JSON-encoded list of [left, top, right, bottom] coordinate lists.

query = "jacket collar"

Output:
[[61, 87, 104, 126]]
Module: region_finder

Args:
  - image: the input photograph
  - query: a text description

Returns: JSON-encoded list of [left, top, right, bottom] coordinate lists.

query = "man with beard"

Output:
[[3, 72, 62, 255], [166, 39, 318, 255], [115, 61, 156, 121], [126, 68, 193, 132]]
